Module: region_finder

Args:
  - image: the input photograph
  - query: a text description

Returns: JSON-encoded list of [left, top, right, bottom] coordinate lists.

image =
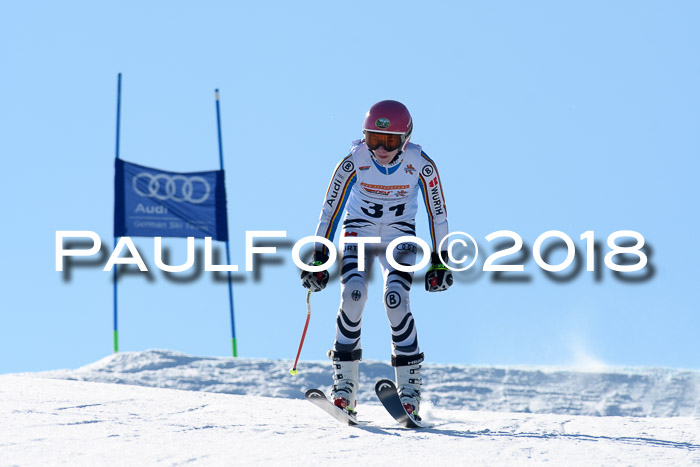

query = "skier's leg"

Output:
[[330, 237, 376, 411], [333, 241, 373, 353], [379, 236, 424, 417], [379, 238, 420, 356]]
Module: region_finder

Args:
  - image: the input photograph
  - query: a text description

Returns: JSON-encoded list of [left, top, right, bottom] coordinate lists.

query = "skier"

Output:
[[301, 100, 452, 421]]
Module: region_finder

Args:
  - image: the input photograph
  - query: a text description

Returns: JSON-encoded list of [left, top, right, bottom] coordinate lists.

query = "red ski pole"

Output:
[[289, 291, 312, 375]]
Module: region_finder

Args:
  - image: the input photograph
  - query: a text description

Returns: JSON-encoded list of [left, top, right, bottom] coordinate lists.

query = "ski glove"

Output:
[[425, 252, 453, 292], [301, 251, 330, 292]]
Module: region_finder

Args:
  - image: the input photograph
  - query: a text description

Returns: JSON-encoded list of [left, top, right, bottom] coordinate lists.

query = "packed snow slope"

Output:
[[37, 349, 700, 418], [3, 350, 699, 465]]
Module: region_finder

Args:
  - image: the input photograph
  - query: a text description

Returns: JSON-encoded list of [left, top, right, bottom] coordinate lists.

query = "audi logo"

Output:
[[132, 173, 211, 204]]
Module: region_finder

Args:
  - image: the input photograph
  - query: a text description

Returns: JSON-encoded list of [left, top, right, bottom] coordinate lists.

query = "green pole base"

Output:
[[232, 337, 238, 357], [113, 330, 119, 353]]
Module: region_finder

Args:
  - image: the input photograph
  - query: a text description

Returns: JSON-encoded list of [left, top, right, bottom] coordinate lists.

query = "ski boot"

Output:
[[393, 352, 424, 421], [328, 349, 361, 418]]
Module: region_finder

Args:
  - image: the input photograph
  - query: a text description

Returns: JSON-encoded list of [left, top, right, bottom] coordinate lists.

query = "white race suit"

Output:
[[313, 140, 449, 357]]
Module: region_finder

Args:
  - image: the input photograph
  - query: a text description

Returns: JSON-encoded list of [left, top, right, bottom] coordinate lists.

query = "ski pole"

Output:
[[290, 291, 312, 375]]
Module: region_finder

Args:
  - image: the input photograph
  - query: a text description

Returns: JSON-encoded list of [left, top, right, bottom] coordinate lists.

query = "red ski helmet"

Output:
[[362, 100, 413, 153]]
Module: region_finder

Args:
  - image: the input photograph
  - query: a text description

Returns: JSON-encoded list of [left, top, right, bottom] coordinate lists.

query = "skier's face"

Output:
[[373, 147, 399, 165]]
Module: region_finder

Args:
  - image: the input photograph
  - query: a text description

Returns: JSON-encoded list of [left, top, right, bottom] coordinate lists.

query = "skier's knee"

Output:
[[341, 280, 368, 312], [383, 286, 409, 313]]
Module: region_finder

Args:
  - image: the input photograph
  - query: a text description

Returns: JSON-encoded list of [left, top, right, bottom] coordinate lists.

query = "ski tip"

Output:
[[305, 388, 325, 398], [375, 379, 396, 392]]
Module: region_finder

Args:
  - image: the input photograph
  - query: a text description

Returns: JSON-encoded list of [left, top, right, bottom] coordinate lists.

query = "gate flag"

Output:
[[114, 159, 228, 241]]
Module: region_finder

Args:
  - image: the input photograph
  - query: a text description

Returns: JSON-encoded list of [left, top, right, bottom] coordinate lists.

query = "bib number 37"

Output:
[[361, 201, 406, 218]]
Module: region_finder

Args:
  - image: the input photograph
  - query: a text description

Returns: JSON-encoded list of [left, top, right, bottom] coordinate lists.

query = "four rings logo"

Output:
[[132, 173, 211, 204]]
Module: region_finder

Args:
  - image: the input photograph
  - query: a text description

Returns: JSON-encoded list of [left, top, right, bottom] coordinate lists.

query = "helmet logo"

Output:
[[375, 118, 390, 129]]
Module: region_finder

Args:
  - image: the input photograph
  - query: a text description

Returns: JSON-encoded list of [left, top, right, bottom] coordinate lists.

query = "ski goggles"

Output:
[[365, 131, 405, 151]]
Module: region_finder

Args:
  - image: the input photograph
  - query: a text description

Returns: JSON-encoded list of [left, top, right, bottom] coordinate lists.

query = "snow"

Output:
[[2, 350, 699, 465]]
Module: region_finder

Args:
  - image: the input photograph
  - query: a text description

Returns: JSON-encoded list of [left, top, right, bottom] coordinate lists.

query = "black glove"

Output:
[[425, 252, 453, 292], [301, 251, 330, 292]]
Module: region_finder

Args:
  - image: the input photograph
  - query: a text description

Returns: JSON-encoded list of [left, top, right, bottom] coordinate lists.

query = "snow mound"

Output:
[[33, 349, 700, 418]]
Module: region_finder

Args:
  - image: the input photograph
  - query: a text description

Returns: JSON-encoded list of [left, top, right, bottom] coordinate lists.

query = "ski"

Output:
[[304, 389, 367, 426], [374, 379, 431, 428]]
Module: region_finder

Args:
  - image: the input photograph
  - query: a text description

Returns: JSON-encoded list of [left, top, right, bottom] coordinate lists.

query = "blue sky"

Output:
[[2, 1, 698, 373]]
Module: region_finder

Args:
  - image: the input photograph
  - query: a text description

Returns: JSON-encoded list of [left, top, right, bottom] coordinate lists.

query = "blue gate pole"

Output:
[[215, 89, 237, 357], [113, 73, 122, 353]]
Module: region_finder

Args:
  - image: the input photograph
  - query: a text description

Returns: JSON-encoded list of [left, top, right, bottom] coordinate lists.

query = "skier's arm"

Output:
[[418, 152, 453, 292], [302, 155, 356, 292], [417, 151, 448, 254], [313, 154, 357, 255]]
